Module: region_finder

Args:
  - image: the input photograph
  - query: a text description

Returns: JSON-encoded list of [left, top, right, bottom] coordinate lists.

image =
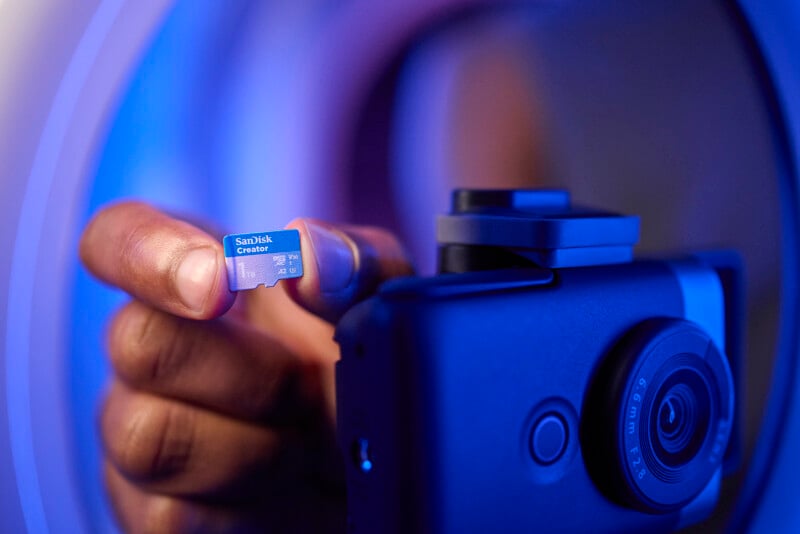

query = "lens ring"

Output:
[[580, 318, 734, 514]]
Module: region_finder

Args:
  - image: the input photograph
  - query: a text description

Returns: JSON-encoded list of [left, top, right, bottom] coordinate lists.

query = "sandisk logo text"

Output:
[[235, 235, 273, 246]]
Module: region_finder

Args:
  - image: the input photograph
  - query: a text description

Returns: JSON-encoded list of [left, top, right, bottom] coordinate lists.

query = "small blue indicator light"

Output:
[[354, 438, 373, 473]]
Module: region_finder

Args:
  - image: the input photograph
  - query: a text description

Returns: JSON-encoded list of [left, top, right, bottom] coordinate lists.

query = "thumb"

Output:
[[283, 218, 415, 323]]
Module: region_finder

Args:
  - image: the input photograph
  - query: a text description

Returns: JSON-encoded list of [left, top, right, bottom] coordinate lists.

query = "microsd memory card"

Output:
[[222, 229, 303, 290]]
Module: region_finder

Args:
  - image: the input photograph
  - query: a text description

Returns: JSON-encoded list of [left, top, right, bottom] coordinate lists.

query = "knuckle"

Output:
[[141, 498, 196, 534], [109, 398, 195, 481], [116, 206, 200, 306], [244, 353, 307, 423], [109, 303, 186, 385], [79, 202, 130, 263], [118, 212, 162, 279]]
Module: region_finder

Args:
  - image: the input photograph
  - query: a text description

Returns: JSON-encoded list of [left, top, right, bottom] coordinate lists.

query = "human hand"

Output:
[[79, 201, 414, 533]]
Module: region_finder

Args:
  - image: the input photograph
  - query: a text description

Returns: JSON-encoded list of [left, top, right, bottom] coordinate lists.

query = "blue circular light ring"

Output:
[[2, 1, 174, 531], [4, 3, 127, 531], [728, 2, 800, 530]]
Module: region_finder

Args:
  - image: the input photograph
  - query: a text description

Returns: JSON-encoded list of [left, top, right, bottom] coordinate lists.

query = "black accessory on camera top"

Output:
[[437, 189, 640, 273]]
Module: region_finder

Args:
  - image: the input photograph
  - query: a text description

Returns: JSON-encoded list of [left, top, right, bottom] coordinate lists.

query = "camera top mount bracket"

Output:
[[437, 189, 640, 272]]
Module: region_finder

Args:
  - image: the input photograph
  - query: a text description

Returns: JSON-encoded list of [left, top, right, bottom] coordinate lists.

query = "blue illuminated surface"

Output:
[[71, 1, 241, 530], [5, 1, 125, 532], [735, 1, 800, 532], [70, 0, 315, 529]]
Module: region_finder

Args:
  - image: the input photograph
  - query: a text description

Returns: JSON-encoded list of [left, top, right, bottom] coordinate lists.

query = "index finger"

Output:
[[80, 201, 234, 320]]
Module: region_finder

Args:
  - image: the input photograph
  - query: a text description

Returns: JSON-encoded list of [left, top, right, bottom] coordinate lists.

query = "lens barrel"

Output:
[[582, 318, 734, 513]]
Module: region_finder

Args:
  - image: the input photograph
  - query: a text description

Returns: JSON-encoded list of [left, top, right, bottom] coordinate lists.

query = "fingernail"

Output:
[[305, 222, 355, 293], [176, 248, 218, 312]]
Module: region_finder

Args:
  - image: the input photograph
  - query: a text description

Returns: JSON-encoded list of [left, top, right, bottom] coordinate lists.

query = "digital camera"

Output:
[[335, 190, 741, 533]]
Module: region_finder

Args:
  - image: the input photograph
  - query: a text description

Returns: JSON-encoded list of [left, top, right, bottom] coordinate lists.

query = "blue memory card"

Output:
[[222, 229, 304, 290]]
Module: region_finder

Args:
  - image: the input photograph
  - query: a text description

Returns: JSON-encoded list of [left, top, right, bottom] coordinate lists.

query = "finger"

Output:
[[80, 201, 234, 320], [107, 301, 327, 424], [283, 218, 415, 322], [101, 382, 321, 499], [104, 463, 262, 534], [104, 462, 346, 534]]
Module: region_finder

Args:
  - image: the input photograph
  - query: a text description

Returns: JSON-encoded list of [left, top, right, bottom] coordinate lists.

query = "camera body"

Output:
[[335, 190, 739, 533]]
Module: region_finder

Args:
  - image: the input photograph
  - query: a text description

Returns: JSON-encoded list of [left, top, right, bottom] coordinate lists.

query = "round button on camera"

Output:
[[530, 413, 568, 465]]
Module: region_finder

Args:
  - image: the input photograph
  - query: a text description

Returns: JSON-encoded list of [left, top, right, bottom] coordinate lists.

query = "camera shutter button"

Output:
[[530, 413, 568, 465]]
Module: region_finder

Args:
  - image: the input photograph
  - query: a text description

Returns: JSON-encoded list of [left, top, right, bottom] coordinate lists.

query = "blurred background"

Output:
[[0, 0, 798, 531]]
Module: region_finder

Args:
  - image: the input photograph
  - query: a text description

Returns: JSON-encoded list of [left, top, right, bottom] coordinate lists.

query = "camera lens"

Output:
[[581, 318, 734, 513], [652, 370, 709, 467]]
